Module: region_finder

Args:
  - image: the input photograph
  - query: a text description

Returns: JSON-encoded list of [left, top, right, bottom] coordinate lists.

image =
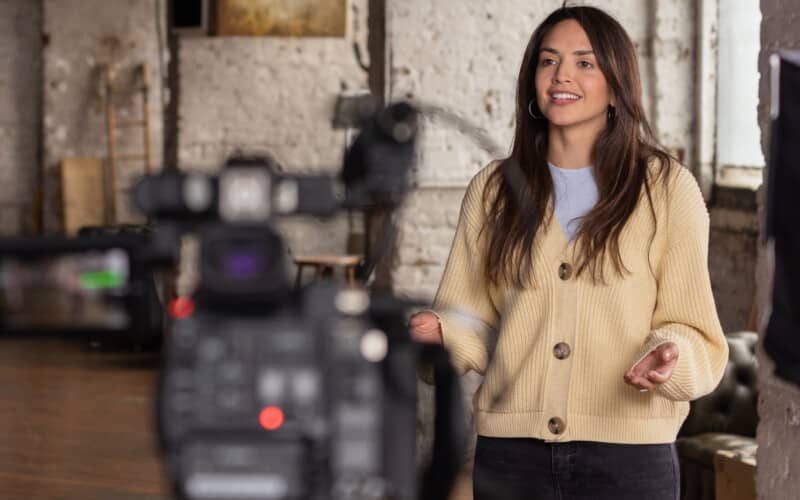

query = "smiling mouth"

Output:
[[550, 92, 582, 103]]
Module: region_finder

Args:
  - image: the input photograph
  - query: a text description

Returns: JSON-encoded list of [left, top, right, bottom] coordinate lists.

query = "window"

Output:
[[715, 0, 764, 189]]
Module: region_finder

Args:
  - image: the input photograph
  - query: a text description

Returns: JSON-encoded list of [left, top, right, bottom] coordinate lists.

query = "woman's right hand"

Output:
[[409, 311, 444, 345]]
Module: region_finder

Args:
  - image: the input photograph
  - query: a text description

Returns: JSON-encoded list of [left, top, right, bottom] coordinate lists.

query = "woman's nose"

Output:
[[553, 64, 573, 84]]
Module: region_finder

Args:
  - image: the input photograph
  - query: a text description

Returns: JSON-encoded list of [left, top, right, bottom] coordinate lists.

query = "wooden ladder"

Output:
[[103, 62, 153, 225]]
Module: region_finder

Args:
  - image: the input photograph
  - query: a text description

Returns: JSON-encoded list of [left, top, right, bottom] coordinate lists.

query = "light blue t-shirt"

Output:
[[548, 162, 599, 242]]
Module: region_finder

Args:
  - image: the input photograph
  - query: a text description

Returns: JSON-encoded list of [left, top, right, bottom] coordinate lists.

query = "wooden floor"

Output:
[[0, 335, 475, 500], [0, 337, 170, 500]]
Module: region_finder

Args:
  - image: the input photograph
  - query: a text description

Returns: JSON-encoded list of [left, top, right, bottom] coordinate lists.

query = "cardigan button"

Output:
[[553, 342, 571, 360], [558, 262, 572, 280], [548, 417, 566, 435]]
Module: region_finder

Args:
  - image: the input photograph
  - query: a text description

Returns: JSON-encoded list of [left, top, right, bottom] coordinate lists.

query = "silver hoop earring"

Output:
[[528, 99, 546, 120], [607, 105, 616, 122]]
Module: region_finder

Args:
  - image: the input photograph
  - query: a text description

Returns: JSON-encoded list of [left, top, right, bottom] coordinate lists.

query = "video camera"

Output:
[[129, 101, 466, 500]]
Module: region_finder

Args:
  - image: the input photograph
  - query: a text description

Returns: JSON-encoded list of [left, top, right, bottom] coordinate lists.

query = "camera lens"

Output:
[[221, 249, 263, 278]]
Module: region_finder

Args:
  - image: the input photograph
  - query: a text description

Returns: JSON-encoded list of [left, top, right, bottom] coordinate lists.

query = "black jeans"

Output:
[[473, 436, 679, 500]]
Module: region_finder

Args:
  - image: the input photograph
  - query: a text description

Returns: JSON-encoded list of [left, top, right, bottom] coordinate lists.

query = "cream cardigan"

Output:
[[431, 160, 728, 444]]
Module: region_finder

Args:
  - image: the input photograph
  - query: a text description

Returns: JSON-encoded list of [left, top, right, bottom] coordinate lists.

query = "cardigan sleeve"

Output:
[[630, 167, 729, 401], [429, 165, 499, 377]]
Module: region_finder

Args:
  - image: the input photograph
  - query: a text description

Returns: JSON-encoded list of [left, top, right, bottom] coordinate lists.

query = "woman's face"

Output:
[[534, 19, 613, 133]]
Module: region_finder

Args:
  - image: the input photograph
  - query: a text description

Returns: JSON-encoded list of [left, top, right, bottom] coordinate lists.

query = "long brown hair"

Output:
[[485, 6, 672, 287]]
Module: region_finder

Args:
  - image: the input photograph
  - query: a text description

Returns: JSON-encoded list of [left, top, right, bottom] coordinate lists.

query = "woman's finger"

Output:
[[409, 314, 427, 326], [623, 373, 655, 390], [656, 342, 679, 364], [632, 376, 656, 390], [647, 369, 672, 384]]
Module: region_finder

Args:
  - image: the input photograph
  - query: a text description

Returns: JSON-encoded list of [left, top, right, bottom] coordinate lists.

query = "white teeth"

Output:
[[552, 93, 580, 100]]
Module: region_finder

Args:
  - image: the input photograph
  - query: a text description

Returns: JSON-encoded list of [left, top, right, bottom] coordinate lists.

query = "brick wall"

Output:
[[0, 0, 42, 235]]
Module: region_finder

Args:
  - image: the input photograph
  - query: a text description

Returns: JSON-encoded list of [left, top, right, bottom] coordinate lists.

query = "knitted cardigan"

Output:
[[430, 160, 729, 444]]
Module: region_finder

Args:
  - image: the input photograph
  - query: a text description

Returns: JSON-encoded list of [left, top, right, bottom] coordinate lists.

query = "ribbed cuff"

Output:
[[630, 330, 701, 401], [434, 310, 488, 376]]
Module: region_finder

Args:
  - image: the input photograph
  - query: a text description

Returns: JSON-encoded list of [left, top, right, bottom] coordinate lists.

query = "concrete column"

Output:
[[755, 1, 800, 498]]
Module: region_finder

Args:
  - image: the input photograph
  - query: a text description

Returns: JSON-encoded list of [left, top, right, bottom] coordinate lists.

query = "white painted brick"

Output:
[[177, 13, 368, 175]]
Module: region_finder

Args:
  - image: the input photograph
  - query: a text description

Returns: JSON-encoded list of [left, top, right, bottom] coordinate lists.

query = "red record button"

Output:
[[259, 406, 284, 431]]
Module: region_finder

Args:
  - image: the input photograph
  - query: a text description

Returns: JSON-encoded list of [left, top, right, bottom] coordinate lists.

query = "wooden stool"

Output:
[[293, 254, 363, 288]]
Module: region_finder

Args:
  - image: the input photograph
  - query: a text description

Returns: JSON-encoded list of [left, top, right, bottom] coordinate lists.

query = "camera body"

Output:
[[160, 283, 417, 500], [148, 102, 463, 500]]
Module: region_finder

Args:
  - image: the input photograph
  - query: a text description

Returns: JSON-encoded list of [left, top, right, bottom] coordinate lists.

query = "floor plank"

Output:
[[0, 337, 170, 500]]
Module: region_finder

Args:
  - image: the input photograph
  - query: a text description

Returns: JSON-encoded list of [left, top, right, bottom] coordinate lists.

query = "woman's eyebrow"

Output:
[[540, 47, 595, 56]]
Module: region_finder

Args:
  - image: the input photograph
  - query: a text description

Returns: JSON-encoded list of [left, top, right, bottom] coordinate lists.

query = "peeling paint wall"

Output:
[[756, 1, 800, 498], [42, 0, 165, 231], [0, 0, 42, 235], [650, 0, 696, 165]]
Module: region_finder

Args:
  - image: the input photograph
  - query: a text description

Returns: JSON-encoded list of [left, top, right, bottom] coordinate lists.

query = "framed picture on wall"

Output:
[[217, 0, 347, 37]]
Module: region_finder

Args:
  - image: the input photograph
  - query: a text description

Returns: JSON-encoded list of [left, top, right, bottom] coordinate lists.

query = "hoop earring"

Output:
[[607, 105, 617, 122], [528, 99, 546, 120]]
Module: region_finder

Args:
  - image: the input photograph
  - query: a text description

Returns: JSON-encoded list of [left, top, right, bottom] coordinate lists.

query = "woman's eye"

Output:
[[578, 60, 594, 69], [540, 58, 557, 66]]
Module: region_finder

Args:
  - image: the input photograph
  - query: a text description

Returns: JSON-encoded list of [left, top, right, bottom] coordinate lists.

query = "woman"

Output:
[[410, 5, 728, 500]]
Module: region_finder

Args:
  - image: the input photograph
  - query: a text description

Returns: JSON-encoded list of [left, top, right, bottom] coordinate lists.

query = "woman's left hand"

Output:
[[624, 342, 679, 391]]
